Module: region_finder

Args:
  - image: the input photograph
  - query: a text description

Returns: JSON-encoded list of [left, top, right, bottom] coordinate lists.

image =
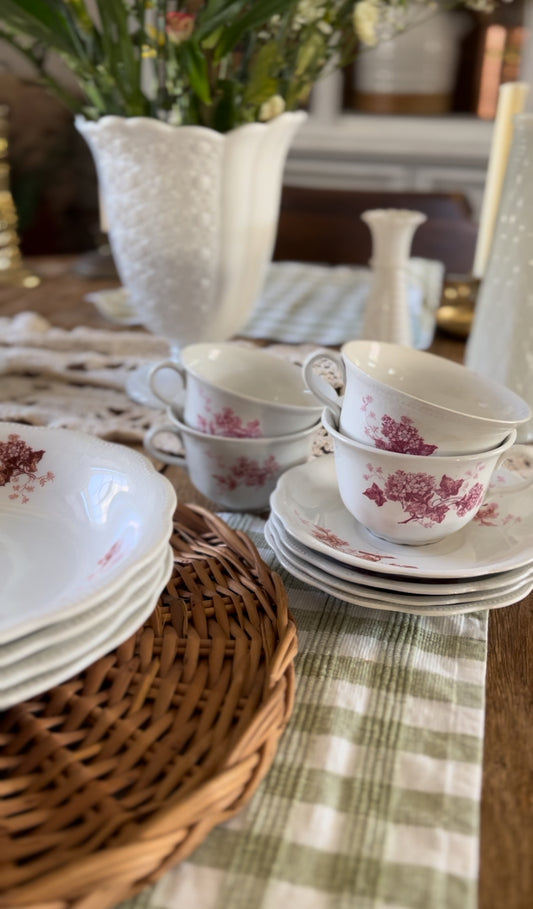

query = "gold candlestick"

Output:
[[0, 105, 40, 288]]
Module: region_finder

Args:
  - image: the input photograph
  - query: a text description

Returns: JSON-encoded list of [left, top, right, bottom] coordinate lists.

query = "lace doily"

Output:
[[0, 312, 332, 456]]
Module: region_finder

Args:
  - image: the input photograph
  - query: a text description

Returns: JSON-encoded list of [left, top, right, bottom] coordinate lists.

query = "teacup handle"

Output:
[[490, 443, 533, 494], [302, 349, 345, 420], [148, 359, 186, 407], [144, 423, 187, 466]]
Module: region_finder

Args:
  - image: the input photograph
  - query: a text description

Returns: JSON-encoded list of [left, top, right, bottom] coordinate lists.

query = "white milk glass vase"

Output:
[[465, 113, 533, 442], [76, 112, 306, 352], [360, 208, 427, 347]]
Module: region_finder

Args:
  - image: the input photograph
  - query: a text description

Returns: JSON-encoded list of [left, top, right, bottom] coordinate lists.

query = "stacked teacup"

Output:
[[304, 340, 531, 545], [144, 343, 322, 510]]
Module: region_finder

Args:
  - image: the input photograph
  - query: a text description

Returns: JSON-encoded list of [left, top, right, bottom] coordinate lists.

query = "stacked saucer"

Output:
[[0, 423, 176, 709], [265, 453, 533, 616]]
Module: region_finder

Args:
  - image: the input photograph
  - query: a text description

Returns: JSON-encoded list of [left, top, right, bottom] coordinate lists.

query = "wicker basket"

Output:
[[0, 504, 297, 909]]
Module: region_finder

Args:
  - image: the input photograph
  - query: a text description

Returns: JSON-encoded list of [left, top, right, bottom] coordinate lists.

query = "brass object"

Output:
[[0, 105, 40, 288], [354, 91, 452, 116], [436, 275, 480, 338]]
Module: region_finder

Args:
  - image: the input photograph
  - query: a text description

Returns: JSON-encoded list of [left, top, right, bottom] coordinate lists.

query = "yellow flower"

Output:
[[353, 0, 381, 47], [146, 23, 166, 48], [259, 95, 286, 121]]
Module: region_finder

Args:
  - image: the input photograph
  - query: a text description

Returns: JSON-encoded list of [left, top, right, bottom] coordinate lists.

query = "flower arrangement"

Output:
[[1, 1, 505, 132]]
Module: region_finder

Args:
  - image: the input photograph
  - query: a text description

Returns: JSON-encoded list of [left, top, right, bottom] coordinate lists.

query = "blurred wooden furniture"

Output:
[[274, 185, 478, 275]]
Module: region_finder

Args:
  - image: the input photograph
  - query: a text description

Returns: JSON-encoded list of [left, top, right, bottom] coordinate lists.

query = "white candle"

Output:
[[472, 81, 530, 279]]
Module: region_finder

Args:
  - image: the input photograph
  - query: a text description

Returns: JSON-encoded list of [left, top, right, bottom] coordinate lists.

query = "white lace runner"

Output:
[[0, 312, 332, 455]]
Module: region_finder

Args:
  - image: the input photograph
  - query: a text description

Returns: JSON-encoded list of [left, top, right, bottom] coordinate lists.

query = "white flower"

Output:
[[297, 1, 327, 23], [292, 1, 328, 31], [353, 0, 382, 48], [259, 95, 286, 121], [464, 0, 497, 10]]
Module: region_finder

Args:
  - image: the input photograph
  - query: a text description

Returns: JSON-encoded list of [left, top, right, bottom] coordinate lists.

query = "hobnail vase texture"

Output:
[[466, 113, 533, 442], [76, 112, 306, 351]]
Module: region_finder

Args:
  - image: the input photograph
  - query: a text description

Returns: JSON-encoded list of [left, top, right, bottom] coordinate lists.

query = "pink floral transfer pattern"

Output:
[[196, 407, 263, 438], [196, 388, 263, 437], [361, 395, 438, 455], [89, 539, 124, 579], [0, 432, 55, 503], [363, 462, 485, 528], [297, 513, 418, 568], [473, 502, 522, 527], [212, 454, 279, 491]]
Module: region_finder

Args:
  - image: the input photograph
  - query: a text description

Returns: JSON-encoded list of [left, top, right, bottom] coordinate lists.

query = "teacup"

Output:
[[304, 340, 530, 456], [144, 409, 319, 511], [149, 343, 322, 438], [322, 406, 518, 545]]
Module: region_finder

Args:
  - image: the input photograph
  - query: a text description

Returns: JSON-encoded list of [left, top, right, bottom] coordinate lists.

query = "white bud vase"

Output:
[[465, 114, 533, 443], [360, 208, 427, 347]]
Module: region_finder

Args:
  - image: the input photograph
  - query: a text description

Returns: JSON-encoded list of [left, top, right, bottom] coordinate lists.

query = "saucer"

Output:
[[268, 511, 533, 595], [270, 454, 533, 579], [265, 520, 533, 616]]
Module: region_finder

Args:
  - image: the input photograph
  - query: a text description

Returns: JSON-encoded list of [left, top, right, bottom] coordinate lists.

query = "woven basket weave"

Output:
[[0, 504, 297, 909]]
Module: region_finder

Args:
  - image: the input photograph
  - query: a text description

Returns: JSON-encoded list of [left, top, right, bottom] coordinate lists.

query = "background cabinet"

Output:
[[284, 3, 533, 221]]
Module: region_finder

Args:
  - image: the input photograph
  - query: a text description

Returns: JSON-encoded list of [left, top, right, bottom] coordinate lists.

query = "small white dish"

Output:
[[85, 287, 140, 326], [0, 546, 173, 710], [265, 520, 533, 616], [268, 511, 533, 595], [0, 423, 176, 643], [270, 453, 533, 579]]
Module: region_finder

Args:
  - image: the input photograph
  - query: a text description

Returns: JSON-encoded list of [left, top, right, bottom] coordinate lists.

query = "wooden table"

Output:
[[1, 255, 531, 909]]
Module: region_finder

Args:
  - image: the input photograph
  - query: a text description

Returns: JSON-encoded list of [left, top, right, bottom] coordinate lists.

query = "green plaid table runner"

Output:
[[120, 513, 487, 909], [85, 257, 444, 349], [242, 258, 444, 348]]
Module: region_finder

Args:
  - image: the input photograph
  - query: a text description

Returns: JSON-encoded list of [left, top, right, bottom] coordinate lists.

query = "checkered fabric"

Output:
[[119, 513, 486, 909], [242, 258, 444, 348]]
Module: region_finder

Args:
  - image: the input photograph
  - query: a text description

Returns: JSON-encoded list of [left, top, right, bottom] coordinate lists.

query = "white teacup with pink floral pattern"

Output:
[[144, 409, 319, 511], [148, 343, 322, 438], [322, 406, 518, 545], [304, 340, 530, 456]]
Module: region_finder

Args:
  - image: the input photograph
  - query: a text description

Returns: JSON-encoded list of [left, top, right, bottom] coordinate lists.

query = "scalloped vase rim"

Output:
[[75, 107, 307, 349], [75, 110, 307, 139]]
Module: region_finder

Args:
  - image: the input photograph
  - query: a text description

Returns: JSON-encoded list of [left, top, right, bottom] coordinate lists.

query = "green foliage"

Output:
[[0, 1, 507, 130]]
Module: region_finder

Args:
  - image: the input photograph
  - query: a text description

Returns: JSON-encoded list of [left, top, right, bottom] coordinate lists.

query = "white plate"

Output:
[[269, 511, 533, 595], [265, 520, 533, 616], [0, 536, 171, 667], [0, 542, 172, 674], [0, 546, 173, 710], [0, 423, 176, 642], [266, 518, 533, 608], [270, 454, 533, 579]]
